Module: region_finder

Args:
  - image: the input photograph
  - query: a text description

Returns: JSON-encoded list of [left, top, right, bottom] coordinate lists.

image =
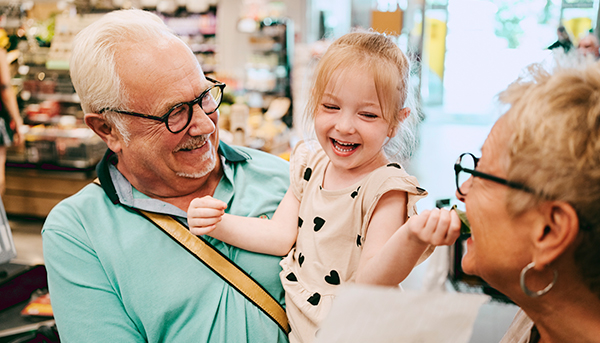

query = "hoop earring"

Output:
[[520, 262, 558, 298]]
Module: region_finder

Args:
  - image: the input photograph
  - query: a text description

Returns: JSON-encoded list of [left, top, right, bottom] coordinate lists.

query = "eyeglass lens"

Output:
[[457, 154, 476, 195], [167, 85, 223, 132]]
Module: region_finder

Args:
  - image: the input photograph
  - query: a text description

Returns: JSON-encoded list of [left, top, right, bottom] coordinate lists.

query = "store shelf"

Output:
[[160, 8, 219, 74], [243, 18, 294, 127], [4, 167, 95, 218]]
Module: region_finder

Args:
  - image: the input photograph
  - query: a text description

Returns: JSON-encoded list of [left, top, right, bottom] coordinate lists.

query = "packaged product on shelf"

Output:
[[24, 125, 106, 168]]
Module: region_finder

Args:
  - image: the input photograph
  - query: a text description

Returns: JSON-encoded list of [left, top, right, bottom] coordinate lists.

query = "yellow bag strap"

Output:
[[92, 179, 290, 334]]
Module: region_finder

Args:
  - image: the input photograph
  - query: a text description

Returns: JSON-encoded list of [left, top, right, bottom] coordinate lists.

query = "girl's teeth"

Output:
[[333, 140, 356, 152]]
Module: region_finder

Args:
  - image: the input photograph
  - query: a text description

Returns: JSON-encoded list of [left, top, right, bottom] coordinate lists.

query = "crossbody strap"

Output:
[[92, 180, 289, 334]]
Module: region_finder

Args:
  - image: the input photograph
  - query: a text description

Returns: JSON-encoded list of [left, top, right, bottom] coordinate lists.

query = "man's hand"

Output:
[[404, 208, 461, 246], [187, 196, 227, 236]]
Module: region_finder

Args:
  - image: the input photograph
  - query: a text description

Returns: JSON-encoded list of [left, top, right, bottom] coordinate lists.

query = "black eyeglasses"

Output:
[[99, 77, 226, 134], [454, 152, 534, 196]]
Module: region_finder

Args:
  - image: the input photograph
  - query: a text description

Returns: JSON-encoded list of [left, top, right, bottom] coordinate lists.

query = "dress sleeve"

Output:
[[360, 165, 433, 264], [362, 165, 428, 226], [289, 140, 312, 202]]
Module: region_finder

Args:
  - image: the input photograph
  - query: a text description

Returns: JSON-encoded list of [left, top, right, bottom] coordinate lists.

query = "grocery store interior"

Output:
[[1, 0, 599, 341]]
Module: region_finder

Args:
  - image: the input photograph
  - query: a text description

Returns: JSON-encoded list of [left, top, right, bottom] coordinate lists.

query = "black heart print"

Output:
[[307, 293, 321, 306], [314, 217, 325, 231], [298, 217, 303, 228], [324, 270, 340, 285], [356, 234, 362, 247], [387, 163, 402, 169], [303, 168, 312, 181], [286, 272, 298, 282], [351, 186, 361, 199], [298, 253, 305, 267]]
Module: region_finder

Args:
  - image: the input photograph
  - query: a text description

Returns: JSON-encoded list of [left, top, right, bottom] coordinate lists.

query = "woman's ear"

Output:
[[388, 108, 411, 137], [532, 201, 580, 269], [85, 113, 123, 153]]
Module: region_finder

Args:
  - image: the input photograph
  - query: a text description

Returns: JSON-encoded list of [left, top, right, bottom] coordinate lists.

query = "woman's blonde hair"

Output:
[[303, 31, 422, 163], [499, 60, 600, 296]]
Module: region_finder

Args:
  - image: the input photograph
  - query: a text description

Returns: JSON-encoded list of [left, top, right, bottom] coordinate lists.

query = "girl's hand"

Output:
[[187, 196, 227, 236], [405, 208, 461, 246]]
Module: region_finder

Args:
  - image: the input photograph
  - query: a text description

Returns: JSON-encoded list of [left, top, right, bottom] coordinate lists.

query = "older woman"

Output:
[[455, 61, 600, 342]]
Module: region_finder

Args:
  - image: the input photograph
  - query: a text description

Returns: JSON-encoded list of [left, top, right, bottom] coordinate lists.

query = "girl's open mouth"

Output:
[[331, 138, 359, 153]]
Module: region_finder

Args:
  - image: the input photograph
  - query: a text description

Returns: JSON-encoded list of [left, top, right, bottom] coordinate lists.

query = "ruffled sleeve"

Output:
[[360, 163, 433, 264], [289, 140, 313, 202], [361, 163, 428, 226]]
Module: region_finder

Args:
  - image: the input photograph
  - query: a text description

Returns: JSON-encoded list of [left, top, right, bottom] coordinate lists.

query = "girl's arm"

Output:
[[188, 188, 300, 256], [355, 191, 461, 285]]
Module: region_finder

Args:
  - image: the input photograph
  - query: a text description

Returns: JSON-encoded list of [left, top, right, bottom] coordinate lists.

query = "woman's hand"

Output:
[[187, 196, 227, 236], [12, 123, 23, 146], [405, 208, 462, 246]]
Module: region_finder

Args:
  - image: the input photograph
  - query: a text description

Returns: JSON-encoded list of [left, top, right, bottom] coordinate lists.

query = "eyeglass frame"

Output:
[[454, 152, 596, 231], [99, 76, 226, 134], [454, 152, 535, 196]]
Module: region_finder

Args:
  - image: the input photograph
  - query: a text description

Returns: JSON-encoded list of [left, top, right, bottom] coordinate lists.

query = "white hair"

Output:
[[70, 9, 174, 143]]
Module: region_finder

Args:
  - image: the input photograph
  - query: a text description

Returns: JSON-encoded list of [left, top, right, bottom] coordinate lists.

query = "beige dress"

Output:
[[280, 141, 428, 343]]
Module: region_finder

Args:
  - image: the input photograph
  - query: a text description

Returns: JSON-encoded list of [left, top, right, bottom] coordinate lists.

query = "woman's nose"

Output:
[[456, 189, 466, 203], [456, 177, 472, 202]]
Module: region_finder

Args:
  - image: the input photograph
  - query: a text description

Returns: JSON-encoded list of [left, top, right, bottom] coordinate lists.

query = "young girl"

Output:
[[188, 31, 461, 343]]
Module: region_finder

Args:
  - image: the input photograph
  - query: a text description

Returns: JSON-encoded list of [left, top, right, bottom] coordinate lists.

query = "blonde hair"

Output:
[[70, 9, 174, 143], [499, 60, 600, 296], [303, 31, 422, 163]]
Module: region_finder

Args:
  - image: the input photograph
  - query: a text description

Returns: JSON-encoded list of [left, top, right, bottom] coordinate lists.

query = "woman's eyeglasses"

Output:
[[99, 77, 226, 134], [454, 152, 534, 196]]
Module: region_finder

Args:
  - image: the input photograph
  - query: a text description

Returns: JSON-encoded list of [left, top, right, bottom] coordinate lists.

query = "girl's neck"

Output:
[[322, 156, 390, 190]]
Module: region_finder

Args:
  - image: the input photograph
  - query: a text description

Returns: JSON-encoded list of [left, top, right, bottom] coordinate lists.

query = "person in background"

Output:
[[547, 26, 573, 52], [577, 32, 600, 59], [188, 31, 461, 343], [0, 48, 23, 197], [42, 9, 290, 342], [455, 60, 600, 342]]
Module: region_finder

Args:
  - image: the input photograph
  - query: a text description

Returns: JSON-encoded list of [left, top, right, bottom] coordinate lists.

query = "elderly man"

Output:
[[577, 33, 600, 59], [42, 9, 290, 342]]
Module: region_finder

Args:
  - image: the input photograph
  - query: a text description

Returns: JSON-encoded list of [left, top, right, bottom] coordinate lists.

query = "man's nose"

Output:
[[187, 105, 216, 136]]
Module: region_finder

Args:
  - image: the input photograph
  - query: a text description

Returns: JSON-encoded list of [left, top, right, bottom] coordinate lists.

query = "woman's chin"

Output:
[[461, 252, 478, 276]]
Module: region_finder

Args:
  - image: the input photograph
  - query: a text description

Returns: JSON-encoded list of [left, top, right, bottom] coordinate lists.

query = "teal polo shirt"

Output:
[[42, 142, 290, 342]]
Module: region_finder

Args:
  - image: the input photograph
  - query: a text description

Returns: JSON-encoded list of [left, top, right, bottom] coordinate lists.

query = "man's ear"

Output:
[[388, 108, 411, 138], [532, 201, 580, 269], [84, 113, 123, 153]]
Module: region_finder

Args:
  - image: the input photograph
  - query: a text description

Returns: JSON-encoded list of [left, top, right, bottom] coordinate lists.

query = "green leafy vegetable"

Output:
[[451, 205, 471, 235]]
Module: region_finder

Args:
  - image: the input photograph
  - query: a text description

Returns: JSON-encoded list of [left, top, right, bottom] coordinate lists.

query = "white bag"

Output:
[[315, 247, 490, 343]]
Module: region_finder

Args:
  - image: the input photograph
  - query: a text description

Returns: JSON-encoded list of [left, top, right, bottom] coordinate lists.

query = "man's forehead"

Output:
[[116, 40, 205, 112]]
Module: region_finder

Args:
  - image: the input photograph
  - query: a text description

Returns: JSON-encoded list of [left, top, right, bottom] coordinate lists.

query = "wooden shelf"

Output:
[[4, 167, 95, 218]]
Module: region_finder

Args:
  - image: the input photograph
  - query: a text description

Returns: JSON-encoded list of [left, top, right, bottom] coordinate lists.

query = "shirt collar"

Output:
[[95, 141, 251, 209]]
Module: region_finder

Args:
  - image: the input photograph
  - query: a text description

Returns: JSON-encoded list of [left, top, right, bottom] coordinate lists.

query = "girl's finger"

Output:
[[420, 208, 441, 240], [444, 210, 462, 245], [190, 224, 216, 236], [430, 209, 452, 244], [188, 206, 225, 218], [406, 209, 431, 238], [188, 196, 227, 211]]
